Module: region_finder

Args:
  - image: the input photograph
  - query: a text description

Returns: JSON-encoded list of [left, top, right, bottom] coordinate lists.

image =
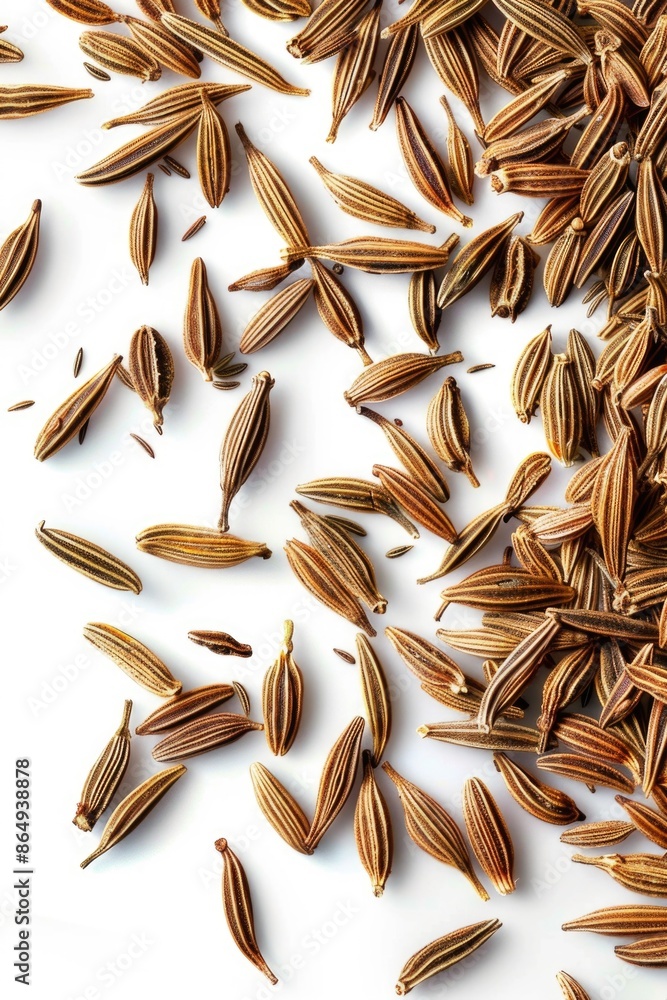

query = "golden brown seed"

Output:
[[408, 270, 441, 353], [419, 718, 550, 752], [73, 700, 132, 832], [188, 631, 252, 656], [135, 685, 237, 735], [196, 92, 230, 208], [305, 716, 365, 850], [218, 370, 274, 531], [563, 904, 667, 935], [214, 837, 277, 983], [385, 625, 466, 693], [437, 212, 523, 311], [120, 14, 202, 77], [427, 376, 478, 487], [572, 853, 667, 897], [614, 936, 667, 967], [76, 109, 201, 186], [382, 761, 489, 899], [285, 538, 376, 636], [493, 752, 584, 825], [309, 259, 368, 363], [309, 156, 434, 233], [81, 765, 186, 868], [370, 23, 418, 132], [182, 216, 207, 241], [103, 83, 249, 130], [0, 85, 92, 120], [194, 0, 226, 33], [511, 326, 552, 424], [423, 28, 484, 136], [162, 13, 309, 95], [395, 919, 502, 996], [128, 325, 173, 432], [79, 30, 161, 82], [239, 279, 314, 355], [262, 621, 303, 757], [250, 762, 312, 854], [129, 173, 157, 286], [0, 199, 42, 312], [7, 400, 35, 412], [296, 476, 418, 536], [540, 353, 582, 467], [287, 0, 368, 59], [356, 634, 391, 766], [395, 97, 471, 228], [462, 777, 515, 895], [281, 235, 460, 274], [557, 972, 592, 1000], [46, 0, 119, 24], [372, 464, 457, 541], [344, 351, 463, 407], [490, 236, 539, 322], [235, 123, 309, 245], [326, 0, 381, 143], [560, 820, 636, 847], [152, 713, 263, 761], [183, 257, 223, 381], [359, 405, 449, 502], [537, 754, 635, 794], [36, 523, 142, 595], [354, 750, 393, 896], [136, 524, 271, 567], [84, 622, 180, 696]]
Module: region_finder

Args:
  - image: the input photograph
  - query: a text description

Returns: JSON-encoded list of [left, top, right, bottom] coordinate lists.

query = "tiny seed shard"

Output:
[[395, 919, 502, 995]]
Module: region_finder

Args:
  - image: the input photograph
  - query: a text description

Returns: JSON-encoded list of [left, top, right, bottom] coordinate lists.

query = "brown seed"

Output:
[[358, 406, 449, 502], [135, 685, 237, 735], [218, 370, 274, 531], [490, 236, 538, 322], [616, 796, 667, 850], [572, 852, 667, 897], [540, 353, 582, 467], [537, 754, 635, 794], [73, 700, 132, 832], [462, 777, 515, 895], [129, 173, 157, 285], [563, 904, 667, 936], [309, 258, 369, 363], [423, 28, 484, 136], [152, 712, 263, 761], [7, 400, 35, 412], [614, 936, 667, 967], [326, 1, 381, 143], [437, 212, 523, 311], [213, 837, 277, 984], [560, 820, 636, 847], [385, 625, 466, 693], [382, 761, 489, 899], [493, 752, 584, 825], [284, 538, 376, 636], [103, 83, 249, 130], [239, 279, 314, 355], [36, 523, 142, 595], [187, 631, 252, 656], [84, 621, 180, 695], [305, 716, 365, 851], [395, 919, 501, 996], [386, 544, 413, 559], [356, 634, 391, 766], [296, 476, 419, 536], [196, 92, 230, 208], [511, 326, 552, 424], [0, 85, 92, 120], [557, 972, 592, 1000], [370, 23, 418, 132], [344, 351, 463, 407], [372, 464, 457, 542], [419, 718, 551, 752], [250, 762, 311, 854], [181, 216, 207, 241], [162, 13, 309, 95], [395, 97, 471, 228], [0, 199, 42, 312], [282, 235, 461, 275], [120, 14, 202, 77], [262, 620, 303, 756], [183, 258, 223, 381], [287, 0, 368, 60], [128, 325, 173, 433], [80, 765, 186, 869], [427, 376, 479, 487], [79, 30, 161, 82], [408, 269, 442, 353], [136, 524, 271, 567], [354, 750, 393, 896]]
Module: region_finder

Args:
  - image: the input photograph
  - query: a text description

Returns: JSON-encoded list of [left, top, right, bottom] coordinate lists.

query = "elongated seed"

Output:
[[214, 837, 277, 983], [74, 700, 132, 832]]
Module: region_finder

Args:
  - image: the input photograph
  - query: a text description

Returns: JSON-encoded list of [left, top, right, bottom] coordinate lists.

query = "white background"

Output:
[[0, 2, 662, 998]]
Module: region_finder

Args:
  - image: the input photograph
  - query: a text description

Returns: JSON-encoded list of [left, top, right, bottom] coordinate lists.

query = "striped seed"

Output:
[[183, 258, 223, 380], [129, 173, 157, 285], [309, 259, 368, 363], [194, 0, 226, 33], [0, 37, 22, 62], [182, 216, 207, 241], [395, 920, 502, 996], [214, 838, 277, 983], [262, 620, 303, 756], [287, 0, 367, 59], [73, 700, 132, 832], [563, 904, 667, 935], [152, 713, 263, 761], [46, 0, 119, 23], [354, 750, 393, 896], [239, 279, 314, 354], [0, 199, 42, 312], [344, 351, 463, 407], [128, 325, 173, 432], [490, 236, 538, 322], [419, 718, 550, 752], [284, 538, 376, 635], [382, 761, 489, 899], [79, 30, 161, 81], [235, 123, 309, 246], [305, 716, 365, 851], [120, 15, 202, 77], [423, 29, 484, 136], [163, 13, 308, 95], [136, 524, 271, 567], [616, 796, 667, 850], [372, 464, 457, 541], [295, 476, 418, 536], [309, 156, 434, 233], [427, 376, 478, 487], [218, 370, 274, 531], [356, 634, 391, 765], [572, 853, 667, 897], [250, 762, 311, 854], [511, 326, 552, 424], [77, 109, 201, 185], [36, 523, 141, 594], [462, 777, 515, 894], [0, 85, 92, 119], [84, 622, 180, 695], [557, 972, 592, 1000], [135, 685, 236, 735], [102, 83, 249, 129], [615, 936, 667, 967], [493, 752, 584, 825], [196, 92, 230, 208], [385, 626, 466, 693], [536, 754, 635, 794], [438, 565, 575, 615], [440, 95, 474, 206], [370, 23, 418, 131], [290, 500, 386, 613], [493, 0, 592, 62], [395, 97, 471, 228], [408, 270, 442, 353], [560, 820, 636, 847], [281, 235, 461, 274], [81, 765, 186, 868], [540, 353, 582, 467], [326, 0, 381, 143], [7, 400, 35, 412], [188, 631, 252, 656]]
